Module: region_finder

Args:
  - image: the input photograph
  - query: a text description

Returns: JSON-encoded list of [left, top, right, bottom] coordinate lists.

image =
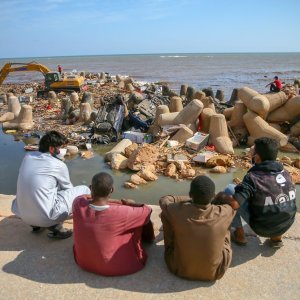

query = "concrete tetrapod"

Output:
[[243, 111, 288, 147], [169, 96, 183, 113], [200, 96, 216, 112], [209, 114, 234, 154], [3, 105, 34, 130], [264, 91, 288, 113], [171, 125, 194, 143], [105, 139, 132, 162], [200, 108, 216, 133], [70, 92, 79, 104], [267, 96, 300, 123], [79, 102, 92, 124], [223, 107, 234, 120], [0, 96, 21, 123], [158, 100, 203, 126], [238, 87, 270, 118], [228, 100, 247, 129], [154, 105, 170, 125], [180, 84, 188, 96], [290, 121, 300, 136]]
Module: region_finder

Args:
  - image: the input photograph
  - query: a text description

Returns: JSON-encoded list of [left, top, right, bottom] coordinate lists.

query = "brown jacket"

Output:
[[159, 195, 235, 281]]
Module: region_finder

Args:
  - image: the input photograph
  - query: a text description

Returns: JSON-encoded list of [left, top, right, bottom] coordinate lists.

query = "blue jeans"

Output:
[[224, 184, 250, 228]]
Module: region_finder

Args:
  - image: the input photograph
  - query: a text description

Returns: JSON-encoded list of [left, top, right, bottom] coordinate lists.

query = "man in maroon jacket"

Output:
[[72, 172, 154, 276]]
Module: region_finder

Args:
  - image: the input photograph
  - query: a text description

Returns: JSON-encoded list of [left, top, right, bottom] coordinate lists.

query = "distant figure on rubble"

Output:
[[159, 175, 235, 281], [11, 131, 90, 239], [215, 137, 297, 248], [266, 76, 282, 92], [57, 65, 63, 75], [72, 172, 155, 276]]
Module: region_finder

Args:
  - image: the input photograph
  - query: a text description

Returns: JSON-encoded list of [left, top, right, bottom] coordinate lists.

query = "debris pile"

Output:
[[0, 72, 299, 185]]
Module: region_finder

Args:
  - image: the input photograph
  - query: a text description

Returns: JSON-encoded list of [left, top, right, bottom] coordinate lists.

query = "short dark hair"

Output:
[[189, 175, 215, 205], [91, 172, 114, 198], [274, 76, 278, 80], [254, 137, 279, 161], [39, 131, 68, 153]]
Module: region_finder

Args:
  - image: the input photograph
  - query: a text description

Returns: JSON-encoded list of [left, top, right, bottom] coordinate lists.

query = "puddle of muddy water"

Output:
[[0, 129, 299, 210]]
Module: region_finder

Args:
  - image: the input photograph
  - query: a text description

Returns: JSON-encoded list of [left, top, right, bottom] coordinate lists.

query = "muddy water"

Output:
[[0, 129, 299, 210]]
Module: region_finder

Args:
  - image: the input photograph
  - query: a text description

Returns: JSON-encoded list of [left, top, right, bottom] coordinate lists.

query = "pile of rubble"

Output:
[[0, 72, 300, 186]]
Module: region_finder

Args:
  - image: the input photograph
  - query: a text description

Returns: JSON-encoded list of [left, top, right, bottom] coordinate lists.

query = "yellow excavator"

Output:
[[0, 61, 85, 95]]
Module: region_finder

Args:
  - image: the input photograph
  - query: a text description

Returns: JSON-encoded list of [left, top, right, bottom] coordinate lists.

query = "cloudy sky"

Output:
[[0, 0, 299, 58]]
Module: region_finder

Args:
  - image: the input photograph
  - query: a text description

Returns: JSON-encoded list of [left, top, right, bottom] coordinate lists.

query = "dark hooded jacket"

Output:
[[234, 161, 297, 237]]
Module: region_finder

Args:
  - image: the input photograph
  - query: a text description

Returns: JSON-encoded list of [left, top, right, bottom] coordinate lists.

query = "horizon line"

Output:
[[1, 51, 300, 60]]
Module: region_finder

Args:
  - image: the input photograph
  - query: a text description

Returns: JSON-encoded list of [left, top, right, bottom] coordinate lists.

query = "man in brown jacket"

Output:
[[159, 175, 236, 281]]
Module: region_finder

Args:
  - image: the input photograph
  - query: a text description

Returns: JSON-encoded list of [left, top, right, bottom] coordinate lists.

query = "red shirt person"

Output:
[[266, 76, 282, 92], [73, 172, 154, 276], [57, 65, 62, 75]]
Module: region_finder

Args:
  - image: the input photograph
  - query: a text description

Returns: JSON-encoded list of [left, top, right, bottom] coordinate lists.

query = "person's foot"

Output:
[[269, 236, 283, 248], [31, 226, 44, 233], [232, 227, 248, 246], [47, 224, 72, 239]]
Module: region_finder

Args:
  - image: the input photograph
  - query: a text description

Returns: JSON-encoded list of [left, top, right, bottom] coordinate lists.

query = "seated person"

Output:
[[216, 137, 297, 248], [72, 172, 154, 276], [159, 176, 236, 281], [266, 76, 282, 92], [12, 131, 90, 239]]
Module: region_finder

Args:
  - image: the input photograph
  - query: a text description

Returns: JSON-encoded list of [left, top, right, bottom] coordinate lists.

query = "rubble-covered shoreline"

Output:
[[0, 72, 299, 188]]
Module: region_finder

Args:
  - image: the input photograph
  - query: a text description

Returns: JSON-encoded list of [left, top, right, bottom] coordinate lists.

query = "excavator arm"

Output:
[[0, 62, 51, 85]]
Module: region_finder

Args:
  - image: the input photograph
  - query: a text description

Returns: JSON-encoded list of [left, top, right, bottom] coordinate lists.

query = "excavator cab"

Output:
[[44, 72, 60, 89]]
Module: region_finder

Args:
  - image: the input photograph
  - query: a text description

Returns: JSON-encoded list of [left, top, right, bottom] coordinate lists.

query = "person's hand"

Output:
[[121, 198, 144, 207], [81, 194, 92, 201]]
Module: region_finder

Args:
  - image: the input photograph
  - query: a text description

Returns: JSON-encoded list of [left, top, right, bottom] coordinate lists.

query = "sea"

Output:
[[1, 52, 300, 99], [0, 53, 300, 207]]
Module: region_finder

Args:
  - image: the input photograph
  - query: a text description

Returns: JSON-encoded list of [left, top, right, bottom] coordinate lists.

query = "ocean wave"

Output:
[[160, 56, 187, 58]]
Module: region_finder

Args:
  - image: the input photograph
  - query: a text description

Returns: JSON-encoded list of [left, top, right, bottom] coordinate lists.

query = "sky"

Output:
[[0, 0, 299, 58]]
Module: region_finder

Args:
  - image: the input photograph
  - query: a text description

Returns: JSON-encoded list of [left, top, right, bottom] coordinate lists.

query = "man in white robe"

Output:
[[12, 131, 90, 239]]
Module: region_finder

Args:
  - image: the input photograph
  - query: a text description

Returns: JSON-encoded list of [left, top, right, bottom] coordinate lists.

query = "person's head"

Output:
[[253, 137, 279, 163], [91, 172, 114, 199], [274, 76, 278, 80], [189, 175, 215, 205], [39, 131, 68, 155]]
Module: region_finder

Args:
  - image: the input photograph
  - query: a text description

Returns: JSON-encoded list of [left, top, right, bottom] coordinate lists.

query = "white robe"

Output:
[[12, 152, 90, 227]]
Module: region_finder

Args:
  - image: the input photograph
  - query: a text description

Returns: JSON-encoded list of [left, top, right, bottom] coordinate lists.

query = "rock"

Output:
[[164, 163, 177, 177], [124, 182, 138, 189], [124, 143, 139, 158], [125, 83, 135, 92], [66, 145, 79, 155], [118, 80, 125, 89], [129, 92, 144, 104], [280, 156, 292, 165], [210, 166, 227, 174], [130, 174, 147, 185], [141, 164, 156, 173], [181, 169, 196, 179], [206, 155, 234, 167], [80, 150, 94, 160], [111, 153, 128, 170], [294, 158, 300, 169], [127, 144, 159, 171], [174, 161, 187, 171], [137, 169, 158, 181]]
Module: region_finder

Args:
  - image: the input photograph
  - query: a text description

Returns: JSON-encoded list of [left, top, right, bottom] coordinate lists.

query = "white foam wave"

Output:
[[160, 55, 187, 58]]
